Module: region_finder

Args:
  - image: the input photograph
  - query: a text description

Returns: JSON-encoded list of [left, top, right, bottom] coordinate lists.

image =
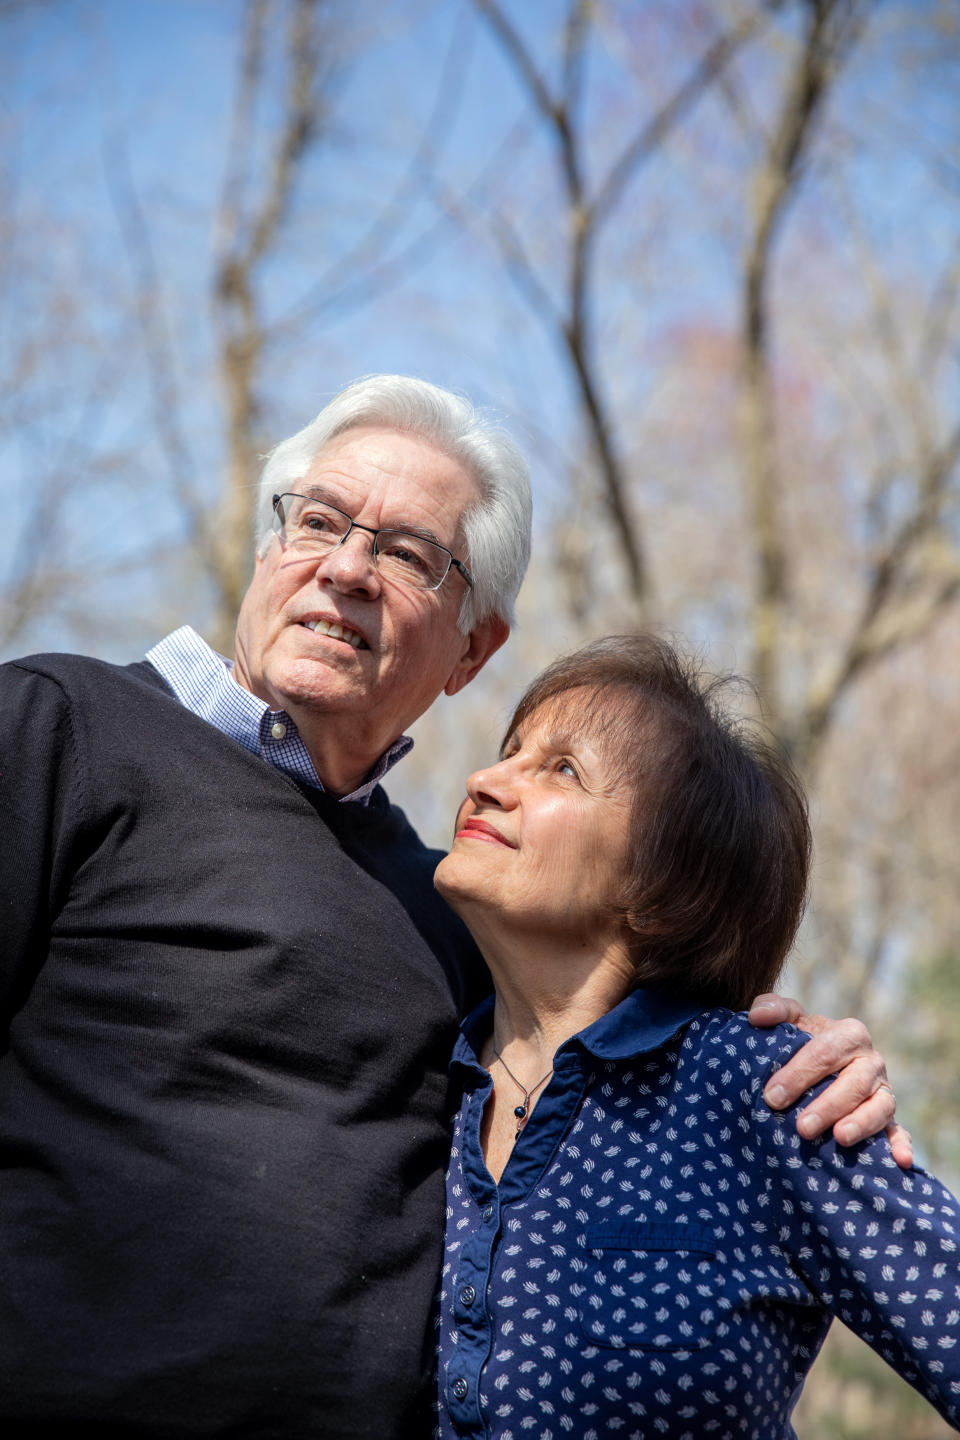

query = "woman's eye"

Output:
[[557, 759, 577, 778]]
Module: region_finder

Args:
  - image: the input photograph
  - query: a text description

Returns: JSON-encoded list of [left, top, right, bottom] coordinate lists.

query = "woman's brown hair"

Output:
[[504, 635, 812, 1009]]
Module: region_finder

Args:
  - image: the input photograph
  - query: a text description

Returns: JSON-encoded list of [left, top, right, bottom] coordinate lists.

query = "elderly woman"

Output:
[[433, 636, 960, 1439]]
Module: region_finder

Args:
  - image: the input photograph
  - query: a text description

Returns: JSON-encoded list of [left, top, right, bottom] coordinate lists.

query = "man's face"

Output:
[[233, 426, 507, 791]]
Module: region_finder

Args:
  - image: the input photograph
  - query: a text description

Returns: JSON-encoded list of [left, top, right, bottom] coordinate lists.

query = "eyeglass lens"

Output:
[[275, 493, 452, 590]]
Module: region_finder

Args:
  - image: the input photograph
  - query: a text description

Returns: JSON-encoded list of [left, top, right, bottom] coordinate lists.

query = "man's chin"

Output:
[[268, 656, 372, 714]]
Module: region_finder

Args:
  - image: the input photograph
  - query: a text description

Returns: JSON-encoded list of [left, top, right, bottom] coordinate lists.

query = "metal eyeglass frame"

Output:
[[272, 492, 474, 592]]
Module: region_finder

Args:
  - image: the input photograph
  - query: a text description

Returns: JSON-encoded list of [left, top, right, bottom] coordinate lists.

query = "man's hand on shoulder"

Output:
[[748, 992, 913, 1170]]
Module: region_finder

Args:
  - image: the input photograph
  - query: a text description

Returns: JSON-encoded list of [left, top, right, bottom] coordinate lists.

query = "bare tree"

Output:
[[101, 0, 457, 656], [462, 0, 776, 622], [205, 0, 337, 651], [738, 0, 874, 717], [732, 0, 960, 766], [0, 81, 141, 652], [792, 239, 960, 769]]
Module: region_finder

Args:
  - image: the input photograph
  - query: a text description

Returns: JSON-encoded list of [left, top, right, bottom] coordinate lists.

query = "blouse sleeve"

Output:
[[751, 1044, 960, 1430]]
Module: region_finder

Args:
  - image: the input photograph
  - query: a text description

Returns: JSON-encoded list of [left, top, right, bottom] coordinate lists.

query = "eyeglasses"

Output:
[[271, 492, 474, 593]]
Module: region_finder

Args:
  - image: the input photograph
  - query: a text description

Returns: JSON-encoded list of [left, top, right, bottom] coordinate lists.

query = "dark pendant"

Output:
[[514, 1104, 527, 1119], [514, 1126, 523, 1140]]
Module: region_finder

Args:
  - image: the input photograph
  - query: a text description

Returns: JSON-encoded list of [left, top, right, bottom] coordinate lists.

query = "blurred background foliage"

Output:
[[2, 2, 958, 1430]]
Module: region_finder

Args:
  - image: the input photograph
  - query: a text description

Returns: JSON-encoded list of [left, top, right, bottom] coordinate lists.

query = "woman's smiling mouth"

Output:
[[456, 817, 515, 847]]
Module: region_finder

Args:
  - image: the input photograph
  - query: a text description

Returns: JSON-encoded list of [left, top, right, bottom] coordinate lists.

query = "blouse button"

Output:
[[451, 1377, 469, 1401], [459, 1284, 476, 1306]]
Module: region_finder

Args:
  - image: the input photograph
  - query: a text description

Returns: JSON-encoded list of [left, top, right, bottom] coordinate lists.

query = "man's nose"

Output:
[[314, 528, 383, 596]]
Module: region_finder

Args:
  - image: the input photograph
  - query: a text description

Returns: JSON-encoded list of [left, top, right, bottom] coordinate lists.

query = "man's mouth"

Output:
[[301, 618, 367, 650]]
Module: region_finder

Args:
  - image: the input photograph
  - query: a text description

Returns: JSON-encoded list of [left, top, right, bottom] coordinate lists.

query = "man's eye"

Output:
[[556, 759, 579, 779], [302, 511, 339, 535], [380, 538, 429, 572]]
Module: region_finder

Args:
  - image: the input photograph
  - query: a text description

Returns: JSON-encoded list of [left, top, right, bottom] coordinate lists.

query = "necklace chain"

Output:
[[492, 1048, 554, 1140]]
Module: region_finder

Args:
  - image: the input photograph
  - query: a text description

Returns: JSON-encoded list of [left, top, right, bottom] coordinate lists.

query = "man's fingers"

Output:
[[762, 1023, 882, 1113], [756, 1006, 907, 1159], [829, 1108, 912, 1168], [884, 1120, 914, 1171], [790, 1014, 875, 1062], [748, 993, 802, 1027], [813, 1076, 895, 1143]]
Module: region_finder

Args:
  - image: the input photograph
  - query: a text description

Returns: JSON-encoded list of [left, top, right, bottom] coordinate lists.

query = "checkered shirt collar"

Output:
[[145, 625, 412, 803]]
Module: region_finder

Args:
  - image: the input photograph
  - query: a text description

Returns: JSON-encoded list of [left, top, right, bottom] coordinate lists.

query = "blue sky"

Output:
[[2, 0, 958, 671]]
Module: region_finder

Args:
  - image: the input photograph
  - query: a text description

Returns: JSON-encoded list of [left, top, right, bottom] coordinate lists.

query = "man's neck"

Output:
[[227, 672, 396, 796]]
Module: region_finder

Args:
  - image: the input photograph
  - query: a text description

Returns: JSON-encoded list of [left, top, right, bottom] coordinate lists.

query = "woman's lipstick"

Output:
[[456, 817, 514, 847]]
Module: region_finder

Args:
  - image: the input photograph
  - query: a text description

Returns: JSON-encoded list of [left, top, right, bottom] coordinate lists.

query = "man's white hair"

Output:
[[255, 374, 532, 632]]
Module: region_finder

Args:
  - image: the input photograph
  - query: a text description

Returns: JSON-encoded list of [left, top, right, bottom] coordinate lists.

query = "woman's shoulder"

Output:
[[674, 1006, 814, 1097]]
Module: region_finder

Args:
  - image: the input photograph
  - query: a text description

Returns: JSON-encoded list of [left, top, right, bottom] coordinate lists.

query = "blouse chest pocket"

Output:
[[578, 1220, 724, 1352]]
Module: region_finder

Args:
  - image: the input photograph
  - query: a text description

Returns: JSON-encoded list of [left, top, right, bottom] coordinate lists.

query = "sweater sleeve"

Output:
[[752, 1038, 960, 1430], [0, 661, 85, 1022]]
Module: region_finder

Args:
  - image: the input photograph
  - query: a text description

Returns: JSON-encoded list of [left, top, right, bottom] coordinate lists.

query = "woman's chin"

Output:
[[434, 852, 485, 914], [433, 852, 465, 902]]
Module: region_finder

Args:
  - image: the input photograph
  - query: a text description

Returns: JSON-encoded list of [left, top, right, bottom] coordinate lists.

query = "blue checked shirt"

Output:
[[146, 626, 411, 803]]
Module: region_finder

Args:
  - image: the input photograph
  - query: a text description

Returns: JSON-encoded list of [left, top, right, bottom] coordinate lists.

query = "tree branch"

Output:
[[798, 419, 960, 767], [590, 4, 771, 229], [740, 0, 873, 719], [474, 0, 648, 607], [273, 1, 473, 334], [211, 0, 332, 652], [102, 128, 205, 543], [473, 0, 557, 126]]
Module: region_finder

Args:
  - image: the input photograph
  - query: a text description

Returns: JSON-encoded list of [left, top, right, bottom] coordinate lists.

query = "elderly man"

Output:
[[0, 376, 899, 1438]]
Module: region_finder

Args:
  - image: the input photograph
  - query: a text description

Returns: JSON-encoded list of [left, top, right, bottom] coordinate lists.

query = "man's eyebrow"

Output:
[[298, 483, 343, 505], [295, 485, 449, 548], [388, 522, 449, 547]]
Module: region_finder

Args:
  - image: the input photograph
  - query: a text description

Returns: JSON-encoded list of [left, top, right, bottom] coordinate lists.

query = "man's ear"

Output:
[[444, 615, 510, 697]]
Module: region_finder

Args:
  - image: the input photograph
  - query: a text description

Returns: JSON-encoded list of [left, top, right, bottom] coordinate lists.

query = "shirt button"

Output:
[[458, 1284, 476, 1306], [482, 1204, 494, 1222], [451, 1377, 469, 1401], [270, 721, 287, 740]]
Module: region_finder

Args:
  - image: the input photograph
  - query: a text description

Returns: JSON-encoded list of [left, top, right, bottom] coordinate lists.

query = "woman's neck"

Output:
[[473, 942, 631, 1185], [473, 920, 635, 1078]]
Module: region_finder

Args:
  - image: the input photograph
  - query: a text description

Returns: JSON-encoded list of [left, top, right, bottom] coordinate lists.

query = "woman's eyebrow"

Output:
[[527, 724, 596, 757], [539, 727, 575, 752]]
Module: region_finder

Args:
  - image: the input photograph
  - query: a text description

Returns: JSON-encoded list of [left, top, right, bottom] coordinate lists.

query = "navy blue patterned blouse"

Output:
[[435, 988, 960, 1438]]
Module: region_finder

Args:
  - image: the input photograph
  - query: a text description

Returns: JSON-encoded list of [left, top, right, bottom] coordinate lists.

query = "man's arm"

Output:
[[748, 992, 912, 1168], [0, 662, 78, 1022]]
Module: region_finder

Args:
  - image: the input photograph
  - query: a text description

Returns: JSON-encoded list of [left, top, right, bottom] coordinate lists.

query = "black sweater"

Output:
[[0, 653, 486, 1438]]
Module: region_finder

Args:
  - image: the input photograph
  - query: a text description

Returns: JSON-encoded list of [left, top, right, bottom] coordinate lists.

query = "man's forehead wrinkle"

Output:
[[302, 445, 475, 550]]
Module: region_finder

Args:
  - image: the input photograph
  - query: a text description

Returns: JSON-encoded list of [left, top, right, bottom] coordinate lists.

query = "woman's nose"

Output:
[[466, 758, 517, 810]]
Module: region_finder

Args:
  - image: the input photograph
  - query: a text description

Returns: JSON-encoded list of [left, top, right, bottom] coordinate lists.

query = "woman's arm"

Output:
[[748, 992, 912, 1167], [755, 1071, 960, 1431]]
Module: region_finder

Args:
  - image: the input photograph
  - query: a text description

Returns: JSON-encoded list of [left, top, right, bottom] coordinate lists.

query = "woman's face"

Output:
[[435, 692, 634, 948]]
